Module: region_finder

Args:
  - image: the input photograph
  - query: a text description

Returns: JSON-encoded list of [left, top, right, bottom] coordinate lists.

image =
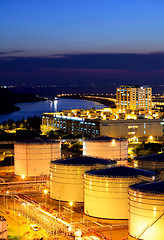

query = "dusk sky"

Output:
[[0, 0, 164, 87]]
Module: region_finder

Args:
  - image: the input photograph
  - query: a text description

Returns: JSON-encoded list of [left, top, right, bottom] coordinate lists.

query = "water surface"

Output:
[[0, 98, 106, 123]]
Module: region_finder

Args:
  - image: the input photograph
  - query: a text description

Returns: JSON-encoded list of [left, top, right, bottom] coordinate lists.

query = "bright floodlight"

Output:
[[22, 175, 25, 179], [112, 139, 115, 145], [70, 201, 73, 206], [68, 226, 72, 232], [44, 189, 48, 194]]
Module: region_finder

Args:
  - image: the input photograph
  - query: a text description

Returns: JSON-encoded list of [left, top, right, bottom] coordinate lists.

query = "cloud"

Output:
[[0, 50, 26, 55], [0, 52, 164, 86], [48, 54, 68, 58], [1, 52, 164, 71]]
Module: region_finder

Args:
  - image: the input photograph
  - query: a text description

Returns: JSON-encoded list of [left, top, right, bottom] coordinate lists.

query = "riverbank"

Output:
[[0, 88, 42, 114], [58, 94, 117, 108], [0, 98, 106, 124]]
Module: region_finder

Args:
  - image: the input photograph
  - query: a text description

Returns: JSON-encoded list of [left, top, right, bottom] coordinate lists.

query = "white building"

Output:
[[116, 85, 152, 111]]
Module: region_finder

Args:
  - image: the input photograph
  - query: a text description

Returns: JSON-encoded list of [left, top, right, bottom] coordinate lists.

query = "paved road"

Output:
[[0, 197, 51, 239], [0, 192, 128, 240]]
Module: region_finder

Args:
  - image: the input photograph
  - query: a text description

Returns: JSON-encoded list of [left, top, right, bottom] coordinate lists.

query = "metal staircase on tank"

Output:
[[136, 211, 164, 240]]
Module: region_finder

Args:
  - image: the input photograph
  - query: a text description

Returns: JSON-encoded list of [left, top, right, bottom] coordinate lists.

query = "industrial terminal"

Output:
[[1, 0, 164, 238], [41, 86, 164, 142], [0, 85, 164, 240]]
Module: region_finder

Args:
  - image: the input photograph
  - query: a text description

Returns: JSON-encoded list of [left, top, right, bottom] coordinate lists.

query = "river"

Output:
[[0, 98, 107, 123]]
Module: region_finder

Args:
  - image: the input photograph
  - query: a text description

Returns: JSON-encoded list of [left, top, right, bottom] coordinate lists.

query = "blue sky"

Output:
[[1, 0, 164, 56], [0, 1, 164, 88]]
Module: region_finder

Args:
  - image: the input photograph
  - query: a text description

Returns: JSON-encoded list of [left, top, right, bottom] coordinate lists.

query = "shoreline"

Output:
[[58, 94, 117, 108], [0, 95, 116, 116], [0, 88, 43, 115], [0, 99, 42, 115]]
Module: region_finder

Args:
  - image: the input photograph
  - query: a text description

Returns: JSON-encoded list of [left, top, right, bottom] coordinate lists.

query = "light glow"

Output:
[[149, 136, 153, 140], [44, 189, 48, 195], [69, 201, 73, 206]]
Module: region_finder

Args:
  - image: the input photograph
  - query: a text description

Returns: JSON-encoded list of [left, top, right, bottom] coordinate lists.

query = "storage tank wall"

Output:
[[14, 142, 61, 176], [83, 141, 128, 166], [84, 174, 141, 219], [51, 143, 61, 160], [128, 188, 164, 240], [0, 219, 8, 239], [14, 144, 28, 176], [50, 165, 88, 202], [50, 162, 115, 202], [132, 159, 164, 180]]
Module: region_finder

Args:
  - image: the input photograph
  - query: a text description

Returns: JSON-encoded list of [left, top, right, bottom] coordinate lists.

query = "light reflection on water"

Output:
[[0, 98, 106, 123]]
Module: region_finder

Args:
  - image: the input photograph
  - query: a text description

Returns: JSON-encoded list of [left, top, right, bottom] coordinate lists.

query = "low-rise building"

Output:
[[41, 111, 164, 141], [100, 118, 164, 142], [41, 113, 100, 137]]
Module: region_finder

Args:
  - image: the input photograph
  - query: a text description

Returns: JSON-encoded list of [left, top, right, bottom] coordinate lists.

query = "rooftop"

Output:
[[16, 139, 60, 144], [51, 156, 115, 166], [136, 153, 164, 162], [129, 181, 164, 194], [85, 166, 156, 178], [85, 136, 127, 142]]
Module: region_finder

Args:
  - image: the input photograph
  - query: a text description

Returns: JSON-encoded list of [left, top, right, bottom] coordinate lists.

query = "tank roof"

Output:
[[85, 166, 156, 178], [85, 136, 127, 142], [136, 152, 164, 162], [129, 181, 164, 194], [15, 139, 60, 144], [51, 156, 115, 166]]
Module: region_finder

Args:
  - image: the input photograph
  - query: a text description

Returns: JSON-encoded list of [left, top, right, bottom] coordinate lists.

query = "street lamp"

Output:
[[0, 179, 5, 205], [44, 189, 48, 207], [149, 135, 153, 141], [21, 175, 25, 191], [69, 201, 73, 224], [25, 202, 30, 224], [59, 198, 60, 218], [21, 175, 25, 180], [18, 213, 20, 239], [6, 190, 9, 212], [13, 196, 16, 220]]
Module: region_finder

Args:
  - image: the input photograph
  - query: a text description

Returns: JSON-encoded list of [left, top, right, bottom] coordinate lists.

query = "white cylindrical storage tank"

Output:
[[14, 139, 61, 177], [84, 166, 157, 221], [50, 156, 116, 202], [0, 216, 8, 239], [83, 136, 128, 166], [128, 181, 164, 240], [132, 153, 164, 180]]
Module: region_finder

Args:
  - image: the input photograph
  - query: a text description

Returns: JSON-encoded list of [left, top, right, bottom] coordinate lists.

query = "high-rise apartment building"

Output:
[[116, 85, 152, 111]]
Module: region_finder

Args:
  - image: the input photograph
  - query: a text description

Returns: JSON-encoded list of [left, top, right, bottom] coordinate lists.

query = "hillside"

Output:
[[0, 88, 40, 114]]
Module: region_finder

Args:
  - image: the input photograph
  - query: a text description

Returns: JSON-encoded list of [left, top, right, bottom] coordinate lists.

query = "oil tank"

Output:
[[84, 166, 157, 221], [50, 156, 116, 202], [0, 216, 7, 239], [128, 181, 164, 240], [83, 136, 128, 166], [14, 139, 61, 176], [132, 153, 164, 180]]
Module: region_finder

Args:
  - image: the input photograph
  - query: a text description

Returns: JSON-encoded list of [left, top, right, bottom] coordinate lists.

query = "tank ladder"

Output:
[[136, 211, 164, 239]]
